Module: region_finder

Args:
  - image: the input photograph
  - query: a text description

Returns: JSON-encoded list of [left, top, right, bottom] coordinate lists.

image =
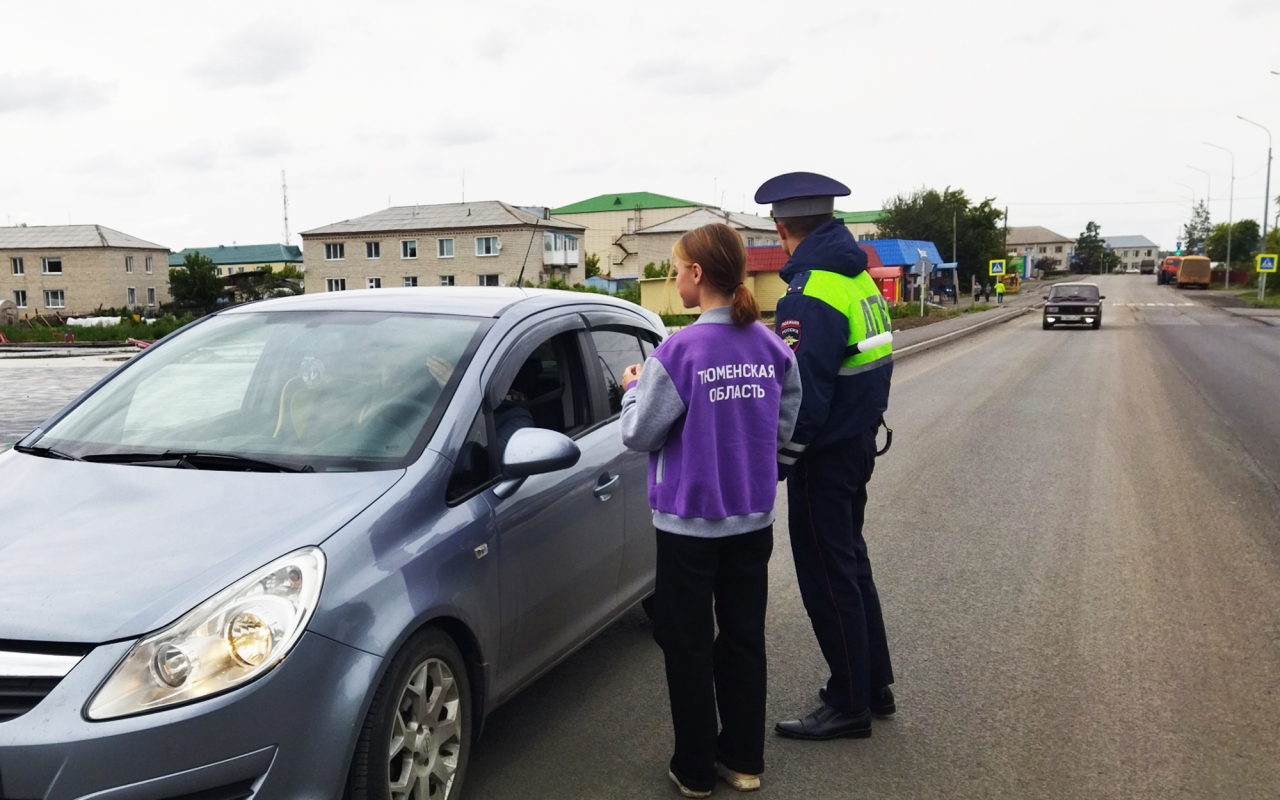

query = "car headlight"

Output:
[[1084, 306, 1096, 313], [87, 547, 325, 720], [1048, 306, 1059, 313]]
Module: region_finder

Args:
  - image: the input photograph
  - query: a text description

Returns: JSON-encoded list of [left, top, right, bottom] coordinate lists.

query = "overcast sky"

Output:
[[1, 0, 1277, 254]]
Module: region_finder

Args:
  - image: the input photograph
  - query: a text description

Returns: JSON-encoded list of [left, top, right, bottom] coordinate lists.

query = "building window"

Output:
[[13, 290, 26, 308], [326, 278, 346, 292], [147, 287, 156, 306], [146, 256, 153, 273], [404, 276, 418, 287], [127, 287, 136, 306], [401, 240, 418, 259], [9, 257, 21, 275], [125, 256, 134, 273], [366, 241, 381, 259], [1038, 247, 1047, 254], [1145, 249, 1152, 256], [324, 243, 345, 260], [43, 289, 64, 308], [746, 237, 755, 246], [1055, 245, 1063, 253], [367, 277, 382, 289], [42, 257, 62, 274], [478, 274, 499, 286], [440, 275, 455, 286], [476, 236, 499, 257], [438, 238, 454, 258]]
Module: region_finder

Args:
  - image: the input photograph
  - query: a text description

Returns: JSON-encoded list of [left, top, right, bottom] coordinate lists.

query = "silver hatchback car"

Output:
[[0, 288, 662, 799]]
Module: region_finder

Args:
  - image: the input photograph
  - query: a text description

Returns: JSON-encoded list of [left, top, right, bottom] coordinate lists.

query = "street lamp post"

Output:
[[1238, 116, 1272, 300], [1204, 142, 1236, 291]]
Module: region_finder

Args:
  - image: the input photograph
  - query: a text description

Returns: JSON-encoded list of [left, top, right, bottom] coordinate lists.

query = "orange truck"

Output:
[[1174, 255, 1211, 289], [1157, 256, 1181, 285]]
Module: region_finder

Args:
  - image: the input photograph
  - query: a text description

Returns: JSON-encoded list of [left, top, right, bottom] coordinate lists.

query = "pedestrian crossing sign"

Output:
[[989, 259, 1006, 275], [1258, 254, 1278, 273]]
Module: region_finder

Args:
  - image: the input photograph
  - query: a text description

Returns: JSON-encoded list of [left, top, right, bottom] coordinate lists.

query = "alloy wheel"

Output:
[[388, 657, 462, 800]]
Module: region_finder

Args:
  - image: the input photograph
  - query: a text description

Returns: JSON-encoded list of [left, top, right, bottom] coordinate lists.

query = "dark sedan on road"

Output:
[[1043, 282, 1105, 330], [0, 288, 662, 800]]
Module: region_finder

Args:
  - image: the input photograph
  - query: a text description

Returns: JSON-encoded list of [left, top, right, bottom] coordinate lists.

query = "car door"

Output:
[[483, 316, 626, 698], [581, 311, 662, 610]]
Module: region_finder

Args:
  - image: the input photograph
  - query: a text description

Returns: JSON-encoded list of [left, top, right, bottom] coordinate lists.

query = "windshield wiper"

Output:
[[82, 451, 311, 473], [13, 444, 84, 461]]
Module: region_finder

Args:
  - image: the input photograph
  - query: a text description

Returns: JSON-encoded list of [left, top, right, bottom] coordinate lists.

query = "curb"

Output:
[[895, 306, 1038, 360]]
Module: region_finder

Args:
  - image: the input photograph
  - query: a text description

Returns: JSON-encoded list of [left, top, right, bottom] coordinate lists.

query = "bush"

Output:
[[0, 312, 196, 343]]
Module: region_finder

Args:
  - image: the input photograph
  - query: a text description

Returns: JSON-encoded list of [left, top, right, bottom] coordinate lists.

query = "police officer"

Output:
[[758, 172, 897, 741]]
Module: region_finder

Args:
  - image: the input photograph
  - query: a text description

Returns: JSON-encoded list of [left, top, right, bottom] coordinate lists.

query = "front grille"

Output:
[[0, 676, 62, 723]]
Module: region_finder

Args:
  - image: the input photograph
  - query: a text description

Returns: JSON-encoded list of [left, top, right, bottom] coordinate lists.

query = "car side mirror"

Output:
[[501, 428, 580, 479], [1099, 295, 1106, 300]]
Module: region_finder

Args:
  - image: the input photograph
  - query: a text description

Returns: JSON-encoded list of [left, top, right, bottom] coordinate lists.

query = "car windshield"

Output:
[[1050, 286, 1099, 301], [30, 310, 484, 472]]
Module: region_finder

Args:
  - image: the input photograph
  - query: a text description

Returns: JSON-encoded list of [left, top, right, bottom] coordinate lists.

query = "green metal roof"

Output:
[[169, 243, 303, 268], [834, 210, 886, 225], [551, 192, 705, 215]]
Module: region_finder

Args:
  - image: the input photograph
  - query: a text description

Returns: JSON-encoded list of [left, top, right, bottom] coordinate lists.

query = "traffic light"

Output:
[[1176, 240, 1182, 255]]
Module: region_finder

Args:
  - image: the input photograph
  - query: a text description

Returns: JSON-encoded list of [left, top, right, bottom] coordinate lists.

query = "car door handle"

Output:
[[593, 473, 620, 500]]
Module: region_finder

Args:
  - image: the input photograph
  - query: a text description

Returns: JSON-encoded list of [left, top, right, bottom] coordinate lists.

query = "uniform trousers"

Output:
[[654, 526, 772, 792], [787, 429, 894, 715]]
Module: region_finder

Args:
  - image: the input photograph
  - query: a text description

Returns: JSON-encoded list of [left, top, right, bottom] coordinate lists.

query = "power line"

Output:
[[1006, 195, 1267, 207]]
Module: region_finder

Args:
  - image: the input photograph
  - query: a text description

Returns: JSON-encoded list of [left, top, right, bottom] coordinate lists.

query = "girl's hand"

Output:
[[622, 364, 642, 389]]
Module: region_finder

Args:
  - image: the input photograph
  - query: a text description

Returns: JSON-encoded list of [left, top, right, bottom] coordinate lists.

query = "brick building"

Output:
[[1, 224, 170, 317], [169, 243, 303, 278], [300, 202, 585, 292], [627, 207, 779, 271]]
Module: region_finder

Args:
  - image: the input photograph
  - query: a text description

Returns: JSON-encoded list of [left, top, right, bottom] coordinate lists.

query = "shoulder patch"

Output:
[[779, 318, 801, 351]]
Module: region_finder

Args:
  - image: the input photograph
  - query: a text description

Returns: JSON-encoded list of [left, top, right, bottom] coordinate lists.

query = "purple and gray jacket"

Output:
[[620, 306, 802, 537]]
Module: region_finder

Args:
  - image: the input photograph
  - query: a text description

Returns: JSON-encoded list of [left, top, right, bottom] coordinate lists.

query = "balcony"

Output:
[[542, 232, 580, 267]]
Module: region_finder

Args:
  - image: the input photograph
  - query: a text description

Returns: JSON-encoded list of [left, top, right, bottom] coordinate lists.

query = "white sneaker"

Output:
[[668, 769, 712, 798], [716, 763, 761, 792]]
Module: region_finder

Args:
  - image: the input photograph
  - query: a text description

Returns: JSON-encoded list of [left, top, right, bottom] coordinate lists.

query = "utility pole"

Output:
[[1239, 116, 1272, 300], [1205, 142, 1235, 290], [280, 170, 290, 245]]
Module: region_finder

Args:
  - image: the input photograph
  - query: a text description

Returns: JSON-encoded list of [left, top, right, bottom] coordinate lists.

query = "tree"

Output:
[[583, 252, 601, 279], [1075, 221, 1106, 274], [1033, 255, 1062, 272], [876, 186, 1005, 288], [233, 265, 304, 303], [643, 260, 671, 278], [168, 252, 224, 311], [1205, 219, 1260, 265], [1182, 201, 1212, 255]]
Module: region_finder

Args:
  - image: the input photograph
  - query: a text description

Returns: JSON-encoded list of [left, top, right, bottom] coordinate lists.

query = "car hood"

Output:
[[0, 450, 405, 644]]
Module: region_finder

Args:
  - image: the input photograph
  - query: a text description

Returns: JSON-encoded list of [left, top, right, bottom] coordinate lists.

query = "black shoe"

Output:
[[775, 705, 872, 741], [818, 685, 896, 718]]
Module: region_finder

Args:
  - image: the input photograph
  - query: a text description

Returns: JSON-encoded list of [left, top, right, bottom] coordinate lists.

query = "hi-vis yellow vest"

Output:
[[800, 270, 893, 375]]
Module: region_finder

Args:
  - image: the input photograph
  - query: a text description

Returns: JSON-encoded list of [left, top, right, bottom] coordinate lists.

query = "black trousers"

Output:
[[654, 526, 772, 792], [787, 430, 894, 715]]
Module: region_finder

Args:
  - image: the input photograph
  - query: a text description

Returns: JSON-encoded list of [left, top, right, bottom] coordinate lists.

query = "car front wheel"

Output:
[[1043, 320, 1053, 330], [348, 627, 472, 800]]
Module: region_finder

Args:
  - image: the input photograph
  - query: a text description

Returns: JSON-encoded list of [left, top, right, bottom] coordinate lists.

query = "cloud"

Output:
[[1231, 0, 1277, 18], [475, 32, 514, 63], [235, 129, 293, 158], [162, 140, 221, 172], [424, 123, 495, 148], [190, 29, 309, 88], [0, 72, 112, 115], [630, 57, 784, 97]]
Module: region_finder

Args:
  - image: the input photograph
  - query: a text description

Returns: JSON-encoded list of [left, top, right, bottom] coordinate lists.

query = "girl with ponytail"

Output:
[[620, 223, 801, 796]]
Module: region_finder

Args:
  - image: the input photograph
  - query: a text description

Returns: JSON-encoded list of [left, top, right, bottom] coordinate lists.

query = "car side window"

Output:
[[446, 410, 495, 504], [491, 331, 591, 444], [590, 329, 647, 417]]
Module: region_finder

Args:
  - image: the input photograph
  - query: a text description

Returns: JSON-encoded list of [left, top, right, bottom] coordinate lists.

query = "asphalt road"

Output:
[[466, 274, 1280, 799]]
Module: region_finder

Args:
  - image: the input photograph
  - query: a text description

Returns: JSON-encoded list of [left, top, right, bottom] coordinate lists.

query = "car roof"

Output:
[[1052, 282, 1099, 288], [218, 286, 665, 329]]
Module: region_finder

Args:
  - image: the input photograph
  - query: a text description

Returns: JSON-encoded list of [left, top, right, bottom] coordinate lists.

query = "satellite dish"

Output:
[[0, 299, 17, 325]]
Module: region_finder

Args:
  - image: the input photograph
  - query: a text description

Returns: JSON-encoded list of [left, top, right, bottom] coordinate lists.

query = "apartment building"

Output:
[[1005, 226, 1076, 269], [169, 243, 303, 277], [835, 209, 886, 241], [0, 224, 170, 316], [626, 208, 779, 269], [300, 202, 585, 292], [1103, 235, 1160, 270], [550, 192, 706, 275]]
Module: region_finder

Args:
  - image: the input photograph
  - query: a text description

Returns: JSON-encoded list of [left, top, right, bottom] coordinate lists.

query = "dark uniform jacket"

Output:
[[775, 219, 892, 453]]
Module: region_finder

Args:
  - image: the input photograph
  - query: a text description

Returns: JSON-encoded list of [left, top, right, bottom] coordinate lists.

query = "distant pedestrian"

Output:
[[621, 222, 801, 798], [995, 280, 1005, 304], [983, 282, 991, 303], [973, 281, 981, 303]]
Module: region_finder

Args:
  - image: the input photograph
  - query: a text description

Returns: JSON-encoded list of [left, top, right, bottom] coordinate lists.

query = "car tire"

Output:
[[347, 627, 473, 800], [1092, 320, 1101, 330], [1043, 320, 1053, 330]]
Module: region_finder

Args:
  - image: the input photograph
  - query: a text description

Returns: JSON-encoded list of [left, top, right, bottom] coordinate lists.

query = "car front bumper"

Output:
[[0, 632, 381, 800], [1044, 314, 1098, 325]]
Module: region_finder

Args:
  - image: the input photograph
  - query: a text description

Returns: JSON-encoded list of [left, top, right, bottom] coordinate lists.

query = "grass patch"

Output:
[[1, 313, 197, 344], [964, 303, 992, 314]]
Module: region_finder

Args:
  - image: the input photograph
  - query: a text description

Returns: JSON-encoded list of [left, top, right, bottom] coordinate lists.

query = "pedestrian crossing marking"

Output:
[[1124, 303, 1195, 307]]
